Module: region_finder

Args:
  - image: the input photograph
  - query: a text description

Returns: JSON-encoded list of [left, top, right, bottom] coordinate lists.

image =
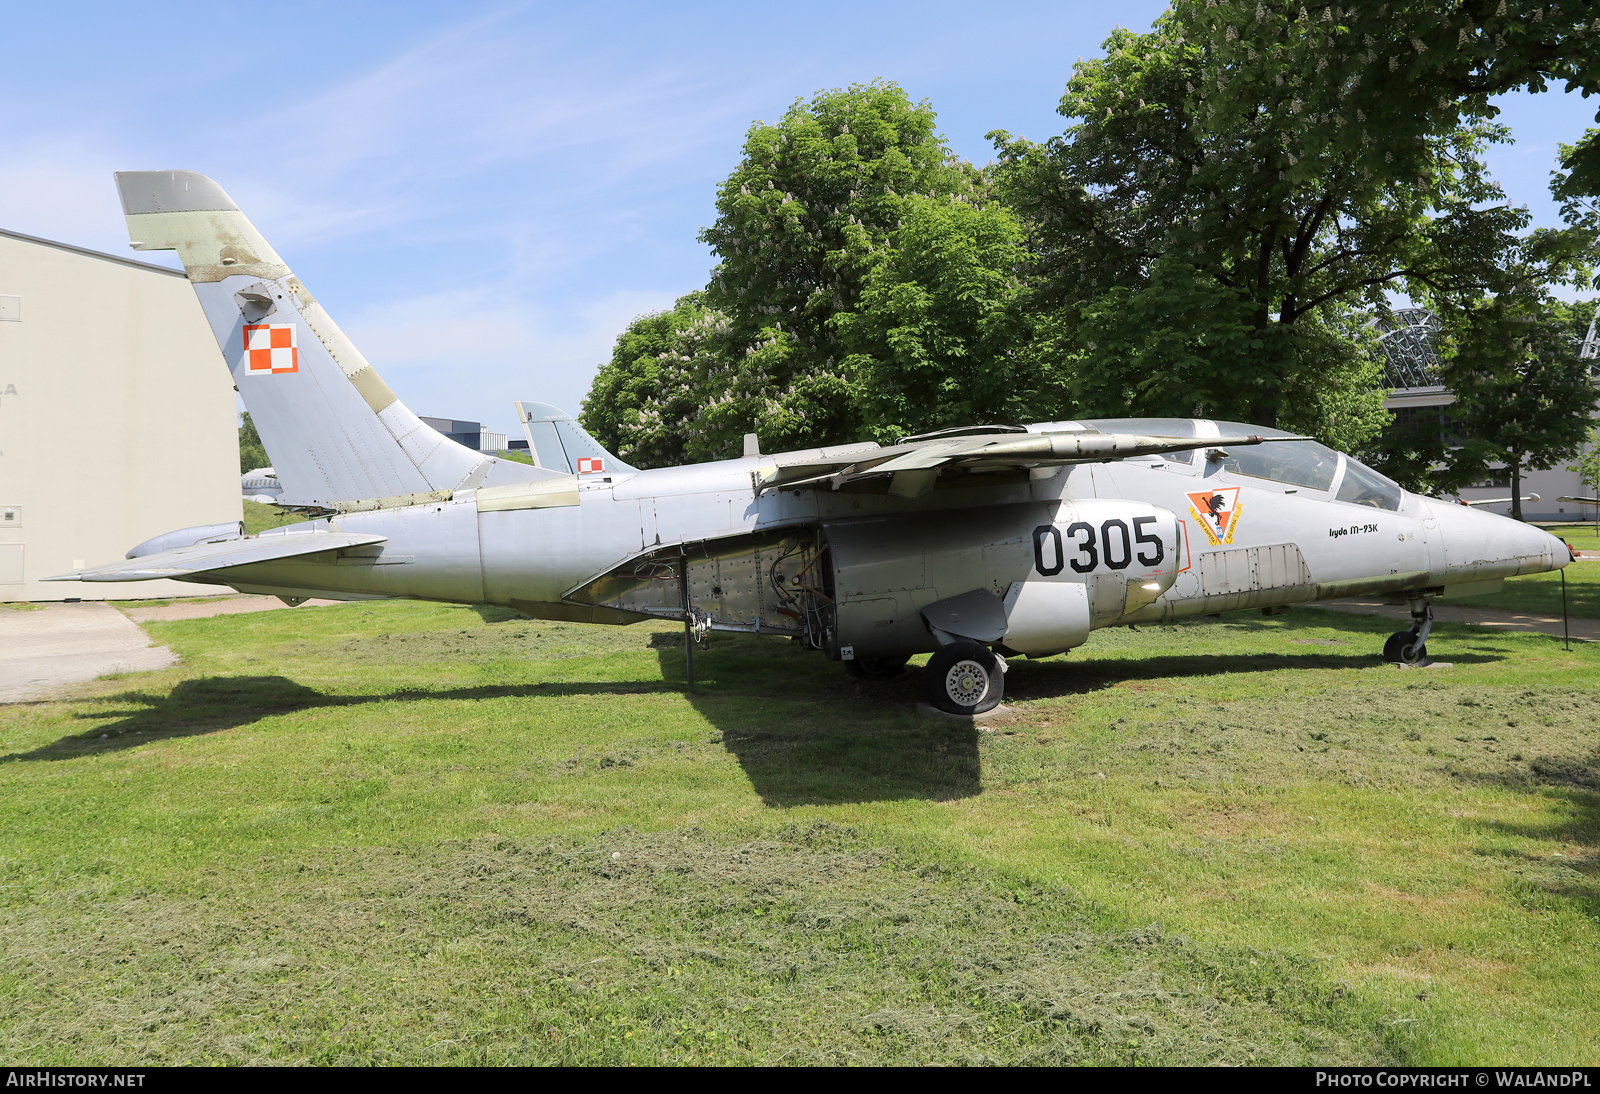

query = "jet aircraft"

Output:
[[47, 171, 1572, 715]]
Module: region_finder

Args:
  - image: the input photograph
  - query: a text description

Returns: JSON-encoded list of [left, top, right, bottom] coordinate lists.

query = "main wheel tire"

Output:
[[924, 640, 1004, 715], [1383, 629, 1428, 665], [844, 655, 910, 680]]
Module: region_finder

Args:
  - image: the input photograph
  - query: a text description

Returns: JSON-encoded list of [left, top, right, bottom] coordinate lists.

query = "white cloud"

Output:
[[339, 285, 679, 427]]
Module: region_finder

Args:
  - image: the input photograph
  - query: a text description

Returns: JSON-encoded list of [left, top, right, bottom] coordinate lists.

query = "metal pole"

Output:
[[1562, 567, 1571, 651], [684, 616, 695, 683], [681, 557, 694, 684]]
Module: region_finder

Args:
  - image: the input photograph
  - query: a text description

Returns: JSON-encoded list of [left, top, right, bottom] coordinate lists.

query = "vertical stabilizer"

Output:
[[515, 401, 636, 476], [115, 170, 548, 508]]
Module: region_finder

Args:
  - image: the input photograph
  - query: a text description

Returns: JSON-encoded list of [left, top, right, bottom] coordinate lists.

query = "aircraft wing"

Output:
[[42, 531, 388, 582], [756, 432, 1277, 499]]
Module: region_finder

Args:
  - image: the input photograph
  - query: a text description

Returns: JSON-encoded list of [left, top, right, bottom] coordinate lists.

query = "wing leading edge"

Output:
[[755, 432, 1283, 499]]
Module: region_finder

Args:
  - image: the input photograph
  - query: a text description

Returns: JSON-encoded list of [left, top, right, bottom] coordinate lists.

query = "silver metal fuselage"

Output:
[[222, 428, 1566, 653]]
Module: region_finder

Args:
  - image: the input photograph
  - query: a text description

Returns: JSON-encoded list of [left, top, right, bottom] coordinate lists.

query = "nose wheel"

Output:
[[924, 640, 1004, 715], [1383, 629, 1429, 665], [1384, 599, 1433, 666]]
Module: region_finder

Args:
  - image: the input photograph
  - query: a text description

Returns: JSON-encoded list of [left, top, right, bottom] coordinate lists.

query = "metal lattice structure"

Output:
[[1581, 301, 1600, 361], [1374, 308, 1444, 390]]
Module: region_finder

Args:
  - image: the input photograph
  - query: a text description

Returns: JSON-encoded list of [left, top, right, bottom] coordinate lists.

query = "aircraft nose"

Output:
[[1421, 497, 1570, 584]]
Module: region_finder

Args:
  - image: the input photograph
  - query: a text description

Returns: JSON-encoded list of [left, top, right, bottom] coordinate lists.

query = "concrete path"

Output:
[[0, 602, 177, 703], [1316, 598, 1600, 642]]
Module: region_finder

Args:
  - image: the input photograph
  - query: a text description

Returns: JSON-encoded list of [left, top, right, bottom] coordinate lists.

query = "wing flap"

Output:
[[43, 531, 388, 582]]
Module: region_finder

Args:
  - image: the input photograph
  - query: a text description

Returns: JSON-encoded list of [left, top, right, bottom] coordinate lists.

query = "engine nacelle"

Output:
[[826, 498, 1181, 660]]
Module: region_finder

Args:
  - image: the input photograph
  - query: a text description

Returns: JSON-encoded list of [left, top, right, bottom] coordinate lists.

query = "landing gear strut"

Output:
[[1383, 598, 1433, 666]]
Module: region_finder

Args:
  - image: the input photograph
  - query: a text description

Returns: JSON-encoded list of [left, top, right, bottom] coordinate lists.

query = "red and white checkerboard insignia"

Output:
[[577, 457, 604, 474], [244, 323, 299, 374]]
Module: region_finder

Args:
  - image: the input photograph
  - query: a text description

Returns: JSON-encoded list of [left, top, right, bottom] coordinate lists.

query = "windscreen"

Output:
[[1208, 421, 1340, 490], [1335, 456, 1404, 510]]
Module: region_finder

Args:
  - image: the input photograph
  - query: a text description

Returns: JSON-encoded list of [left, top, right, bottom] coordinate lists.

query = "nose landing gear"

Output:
[[1383, 599, 1433, 666]]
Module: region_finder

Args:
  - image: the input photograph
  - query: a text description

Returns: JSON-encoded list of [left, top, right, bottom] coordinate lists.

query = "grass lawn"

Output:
[[1542, 523, 1600, 552], [1442, 560, 1600, 618], [1, 601, 1595, 1065]]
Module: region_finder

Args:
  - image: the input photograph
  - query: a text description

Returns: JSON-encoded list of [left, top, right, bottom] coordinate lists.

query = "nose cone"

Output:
[[1422, 498, 1570, 585]]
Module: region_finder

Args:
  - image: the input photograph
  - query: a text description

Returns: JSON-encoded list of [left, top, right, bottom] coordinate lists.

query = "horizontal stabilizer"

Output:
[[44, 530, 387, 583]]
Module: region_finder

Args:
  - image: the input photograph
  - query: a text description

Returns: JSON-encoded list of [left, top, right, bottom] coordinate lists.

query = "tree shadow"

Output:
[[1002, 649, 1505, 701], [1, 675, 679, 764]]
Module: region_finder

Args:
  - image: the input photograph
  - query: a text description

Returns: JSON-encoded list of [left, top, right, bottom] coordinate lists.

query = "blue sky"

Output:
[[4, 2, 1595, 437]]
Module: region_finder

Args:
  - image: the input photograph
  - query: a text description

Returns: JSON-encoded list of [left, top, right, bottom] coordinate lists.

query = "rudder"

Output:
[[115, 170, 548, 508]]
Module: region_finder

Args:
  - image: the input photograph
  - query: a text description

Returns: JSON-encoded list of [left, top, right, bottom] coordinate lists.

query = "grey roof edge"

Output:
[[0, 227, 188, 278], [115, 170, 238, 215]]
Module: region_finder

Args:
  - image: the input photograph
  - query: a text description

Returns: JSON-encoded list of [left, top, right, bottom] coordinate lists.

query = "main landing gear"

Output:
[[924, 640, 1005, 716], [843, 640, 1007, 715], [1383, 598, 1433, 666]]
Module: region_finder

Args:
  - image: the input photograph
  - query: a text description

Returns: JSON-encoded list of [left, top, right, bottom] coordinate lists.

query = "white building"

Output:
[[0, 228, 242, 601]]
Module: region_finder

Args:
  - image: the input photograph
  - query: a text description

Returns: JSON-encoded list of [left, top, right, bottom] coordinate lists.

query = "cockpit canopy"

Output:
[[1072, 417, 1404, 511]]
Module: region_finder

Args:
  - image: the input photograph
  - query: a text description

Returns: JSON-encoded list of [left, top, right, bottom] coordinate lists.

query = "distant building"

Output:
[[418, 416, 507, 453], [0, 229, 241, 601], [1377, 307, 1600, 522]]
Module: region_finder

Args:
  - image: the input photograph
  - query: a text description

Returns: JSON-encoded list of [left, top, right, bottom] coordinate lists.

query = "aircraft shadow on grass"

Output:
[[0, 675, 681, 765]]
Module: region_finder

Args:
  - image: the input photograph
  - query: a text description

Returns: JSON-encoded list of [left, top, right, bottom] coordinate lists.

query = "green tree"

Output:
[[580, 293, 736, 468], [238, 411, 268, 474], [834, 195, 1045, 441], [1444, 286, 1598, 521], [1566, 423, 1600, 534], [990, 13, 1520, 443], [585, 83, 1037, 460], [1190, 2, 1600, 217], [696, 81, 981, 454], [1561, 300, 1600, 527]]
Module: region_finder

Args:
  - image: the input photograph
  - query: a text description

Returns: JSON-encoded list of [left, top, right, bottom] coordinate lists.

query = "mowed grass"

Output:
[[0, 601, 1596, 1065], [1442, 559, 1600, 617], [1543, 523, 1600, 552]]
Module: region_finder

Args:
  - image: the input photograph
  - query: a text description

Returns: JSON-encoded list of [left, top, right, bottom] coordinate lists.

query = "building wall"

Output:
[[0, 230, 241, 601]]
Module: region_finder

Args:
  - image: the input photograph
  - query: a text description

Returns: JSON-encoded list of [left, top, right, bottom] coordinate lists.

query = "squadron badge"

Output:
[[1186, 487, 1242, 545]]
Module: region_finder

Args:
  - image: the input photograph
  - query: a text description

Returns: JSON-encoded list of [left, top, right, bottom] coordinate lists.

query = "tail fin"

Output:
[[515, 401, 636, 476], [114, 170, 547, 508]]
